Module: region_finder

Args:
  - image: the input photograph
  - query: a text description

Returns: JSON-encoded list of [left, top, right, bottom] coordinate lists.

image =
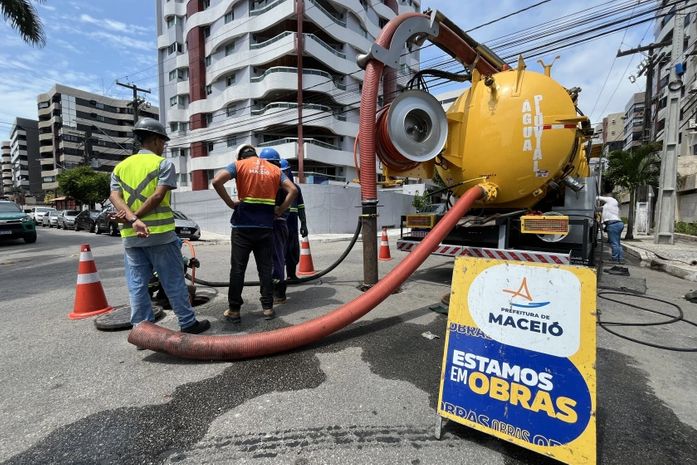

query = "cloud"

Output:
[[79, 13, 152, 35], [88, 30, 154, 52]]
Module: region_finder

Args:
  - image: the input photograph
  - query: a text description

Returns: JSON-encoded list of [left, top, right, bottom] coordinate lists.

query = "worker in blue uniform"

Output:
[[280, 158, 308, 280]]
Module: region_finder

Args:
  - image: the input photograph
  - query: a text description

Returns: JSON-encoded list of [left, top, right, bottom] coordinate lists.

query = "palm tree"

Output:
[[1, 0, 46, 47], [604, 142, 661, 240]]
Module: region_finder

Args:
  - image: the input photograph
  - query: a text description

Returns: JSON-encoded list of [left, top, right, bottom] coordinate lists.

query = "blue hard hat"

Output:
[[259, 147, 281, 162], [279, 158, 290, 170]]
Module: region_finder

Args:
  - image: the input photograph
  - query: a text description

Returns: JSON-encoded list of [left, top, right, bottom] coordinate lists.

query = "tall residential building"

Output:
[[623, 92, 645, 151], [36, 84, 159, 192], [1, 141, 11, 196], [649, 1, 697, 153], [602, 112, 625, 153], [9, 118, 41, 198], [156, 0, 420, 191]]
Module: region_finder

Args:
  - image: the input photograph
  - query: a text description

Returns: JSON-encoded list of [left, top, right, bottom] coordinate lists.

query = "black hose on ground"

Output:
[[187, 219, 363, 288]]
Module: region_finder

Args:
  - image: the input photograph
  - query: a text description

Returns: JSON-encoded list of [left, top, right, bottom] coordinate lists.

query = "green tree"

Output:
[[57, 166, 110, 208], [1, 0, 46, 47], [604, 142, 661, 240]]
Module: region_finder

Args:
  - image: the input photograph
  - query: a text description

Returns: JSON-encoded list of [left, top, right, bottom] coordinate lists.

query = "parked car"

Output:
[[43, 210, 61, 228], [173, 210, 200, 240], [58, 210, 81, 229], [95, 208, 121, 236], [32, 206, 55, 225], [0, 200, 37, 243], [73, 210, 101, 232]]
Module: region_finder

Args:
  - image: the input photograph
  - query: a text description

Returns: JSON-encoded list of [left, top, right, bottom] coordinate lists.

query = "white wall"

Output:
[[171, 184, 417, 235]]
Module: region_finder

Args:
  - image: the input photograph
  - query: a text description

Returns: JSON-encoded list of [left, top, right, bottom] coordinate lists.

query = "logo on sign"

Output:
[[468, 264, 581, 357], [503, 278, 549, 309]]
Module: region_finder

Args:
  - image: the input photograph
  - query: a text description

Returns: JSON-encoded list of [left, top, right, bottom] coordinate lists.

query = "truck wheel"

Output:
[[24, 233, 37, 244]]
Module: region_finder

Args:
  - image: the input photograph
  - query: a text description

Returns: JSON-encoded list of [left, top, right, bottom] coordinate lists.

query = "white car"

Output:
[[31, 206, 56, 226]]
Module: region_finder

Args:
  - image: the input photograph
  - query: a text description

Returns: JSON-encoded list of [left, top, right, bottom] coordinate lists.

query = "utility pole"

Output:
[[296, 0, 305, 183], [617, 40, 670, 142], [654, 13, 685, 244], [116, 81, 151, 151]]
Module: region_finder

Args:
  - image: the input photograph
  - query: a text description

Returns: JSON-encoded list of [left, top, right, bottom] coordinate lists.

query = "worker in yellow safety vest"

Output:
[[109, 117, 210, 335]]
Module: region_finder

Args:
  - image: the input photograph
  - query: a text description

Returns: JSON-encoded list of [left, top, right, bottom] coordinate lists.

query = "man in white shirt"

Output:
[[597, 193, 624, 264]]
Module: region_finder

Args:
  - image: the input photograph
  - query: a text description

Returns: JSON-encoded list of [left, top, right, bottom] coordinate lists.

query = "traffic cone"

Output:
[[69, 244, 113, 320], [379, 227, 392, 261], [297, 236, 316, 276]]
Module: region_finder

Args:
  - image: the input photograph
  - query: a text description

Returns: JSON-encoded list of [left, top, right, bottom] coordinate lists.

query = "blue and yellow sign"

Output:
[[437, 257, 596, 464]]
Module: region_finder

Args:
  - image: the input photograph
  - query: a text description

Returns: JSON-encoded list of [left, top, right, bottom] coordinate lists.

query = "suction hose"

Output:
[[187, 219, 362, 288], [128, 185, 485, 360]]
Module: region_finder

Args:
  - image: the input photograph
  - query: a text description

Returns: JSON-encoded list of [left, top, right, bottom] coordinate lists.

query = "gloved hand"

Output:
[[188, 257, 201, 269], [300, 224, 308, 237]]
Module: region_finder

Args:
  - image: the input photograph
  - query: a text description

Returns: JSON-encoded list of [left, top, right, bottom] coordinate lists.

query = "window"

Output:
[[96, 102, 104, 110], [170, 122, 179, 132], [169, 70, 177, 81], [38, 101, 49, 109], [206, 85, 212, 95], [170, 96, 177, 107], [203, 26, 210, 38], [226, 105, 237, 116], [207, 141, 214, 152], [205, 56, 211, 67], [226, 74, 235, 86], [225, 41, 235, 56], [224, 11, 234, 23], [180, 147, 189, 157], [203, 0, 210, 8], [205, 113, 213, 125], [227, 135, 237, 147], [179, 122, 189, 133], [167, 42, 182, 55], [177, 68, 189, 81], [166, 16, 176, 28]]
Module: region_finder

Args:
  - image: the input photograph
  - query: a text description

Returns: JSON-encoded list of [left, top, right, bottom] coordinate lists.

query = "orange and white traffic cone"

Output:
[[379, 227, 392, 261], [297, 236, 316, 276], [69, 244, 113, 320]]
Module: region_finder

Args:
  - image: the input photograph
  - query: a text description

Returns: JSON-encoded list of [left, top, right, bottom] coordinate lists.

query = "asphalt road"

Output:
[[1, 228, 696, 464]]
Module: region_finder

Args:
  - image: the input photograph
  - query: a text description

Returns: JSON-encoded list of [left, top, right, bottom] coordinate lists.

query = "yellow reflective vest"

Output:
[[113, 153, 175, 238]]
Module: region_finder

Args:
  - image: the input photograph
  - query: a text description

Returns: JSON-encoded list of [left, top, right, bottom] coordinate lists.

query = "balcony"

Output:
[[250, 0, 286, 16]]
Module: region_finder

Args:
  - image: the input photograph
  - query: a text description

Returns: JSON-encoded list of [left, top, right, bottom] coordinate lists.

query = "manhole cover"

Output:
[[94, 305, 164, 331]]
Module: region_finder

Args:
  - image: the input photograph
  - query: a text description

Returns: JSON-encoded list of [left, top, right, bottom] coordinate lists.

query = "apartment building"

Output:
[[156, 0, 420, 191], [602, 111, 625, 153], [36, 84, 159, 191], [9, 118, 41, 198], [649, 1, 697, 153], [1, 141, 11, 197], [623, 93, 645, 152]]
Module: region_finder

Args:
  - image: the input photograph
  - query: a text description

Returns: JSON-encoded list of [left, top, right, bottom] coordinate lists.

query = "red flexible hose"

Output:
[[128, 186, 485, 360], [359, 12, 426, 201]]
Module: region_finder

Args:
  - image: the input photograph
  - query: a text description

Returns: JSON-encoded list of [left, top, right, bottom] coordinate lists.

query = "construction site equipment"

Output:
[[69, 244, 112, 320]]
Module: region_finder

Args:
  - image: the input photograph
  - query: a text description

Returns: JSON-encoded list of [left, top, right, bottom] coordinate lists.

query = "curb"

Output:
[[623, 242, 697, 282]]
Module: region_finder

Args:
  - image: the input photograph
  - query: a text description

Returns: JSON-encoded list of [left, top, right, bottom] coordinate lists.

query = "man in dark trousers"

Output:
[[280, 158, 309, 280], [212, 145, 297, 322], [110, 117, 210, 334]]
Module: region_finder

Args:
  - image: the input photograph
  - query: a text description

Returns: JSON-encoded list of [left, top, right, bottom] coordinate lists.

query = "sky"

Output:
[[0, 0, 651, 140]]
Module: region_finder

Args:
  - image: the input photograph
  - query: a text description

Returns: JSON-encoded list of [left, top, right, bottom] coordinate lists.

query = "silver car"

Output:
[[58, 210, 81, 229], [42, 209, 60, 228], [173, 210, 200, 240]]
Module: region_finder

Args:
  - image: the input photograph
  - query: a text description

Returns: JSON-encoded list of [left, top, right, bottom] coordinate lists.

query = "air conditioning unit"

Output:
[[690, 81, 697, 94], [688, 118, 697, 130]]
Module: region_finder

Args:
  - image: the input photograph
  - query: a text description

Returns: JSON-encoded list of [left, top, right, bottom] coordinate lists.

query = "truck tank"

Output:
[[439, 68, 589, 208]]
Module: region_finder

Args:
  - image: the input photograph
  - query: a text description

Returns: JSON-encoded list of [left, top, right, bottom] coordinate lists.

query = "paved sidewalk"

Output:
[[623, 233, 697, 282]]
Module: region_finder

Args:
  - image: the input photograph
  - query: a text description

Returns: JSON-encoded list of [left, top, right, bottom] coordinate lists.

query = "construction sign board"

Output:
[[437, 257, 596, 464]]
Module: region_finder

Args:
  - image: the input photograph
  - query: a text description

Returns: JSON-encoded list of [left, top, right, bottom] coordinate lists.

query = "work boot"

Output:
[[181, 319, 211, 334], [223, 309, 241, 324], [263, 308, 275, 320]]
